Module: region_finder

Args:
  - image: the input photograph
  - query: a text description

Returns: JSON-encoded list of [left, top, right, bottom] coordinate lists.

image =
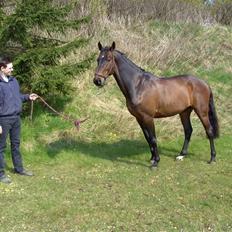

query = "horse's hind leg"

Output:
[[176, 108, 193, 161], [195, 110, 216, 163], [136, 117, 159, 168]]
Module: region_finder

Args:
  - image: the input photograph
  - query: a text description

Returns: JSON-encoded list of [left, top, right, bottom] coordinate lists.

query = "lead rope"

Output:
[[33, 95, 88, 130]]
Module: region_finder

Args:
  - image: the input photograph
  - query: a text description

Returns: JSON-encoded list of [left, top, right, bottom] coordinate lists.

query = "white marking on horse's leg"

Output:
[[150, 159, 155, 165], [176, 155, 185, 161]]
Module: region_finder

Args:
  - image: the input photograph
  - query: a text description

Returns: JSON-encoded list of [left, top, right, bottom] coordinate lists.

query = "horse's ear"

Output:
[[98, 42, 102, 51], [110, 41, 116, 51]]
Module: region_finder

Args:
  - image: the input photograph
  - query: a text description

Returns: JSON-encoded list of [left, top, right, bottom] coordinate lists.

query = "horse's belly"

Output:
[[153, 101, 190, 118], [126, 92, 190, 119], [153, 109, 180, 118]]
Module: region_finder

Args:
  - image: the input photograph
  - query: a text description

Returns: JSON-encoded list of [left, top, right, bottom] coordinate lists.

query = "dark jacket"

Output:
[[0, 76, 29, 117]]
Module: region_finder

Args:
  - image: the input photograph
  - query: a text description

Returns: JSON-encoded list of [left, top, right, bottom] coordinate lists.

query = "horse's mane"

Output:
[[114, 50, 145, 73]]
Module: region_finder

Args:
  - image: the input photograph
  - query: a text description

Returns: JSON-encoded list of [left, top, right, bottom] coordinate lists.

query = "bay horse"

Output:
[[93, 42, 219, 168]]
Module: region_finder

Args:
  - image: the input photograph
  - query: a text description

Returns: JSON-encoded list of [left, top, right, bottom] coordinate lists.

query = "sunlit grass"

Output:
[[1, 129, 231, 231]]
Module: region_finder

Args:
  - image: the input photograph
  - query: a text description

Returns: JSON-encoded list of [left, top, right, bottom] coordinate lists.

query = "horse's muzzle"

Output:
[[93, 75, 105, 87]]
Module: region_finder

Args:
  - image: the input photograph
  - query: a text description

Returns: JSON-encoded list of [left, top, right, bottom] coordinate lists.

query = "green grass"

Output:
[[1, 118, 232, 232]]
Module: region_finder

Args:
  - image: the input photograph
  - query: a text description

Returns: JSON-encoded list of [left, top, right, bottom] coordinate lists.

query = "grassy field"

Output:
[[0, 129, 232, 231], [0, 16, 232, 232]]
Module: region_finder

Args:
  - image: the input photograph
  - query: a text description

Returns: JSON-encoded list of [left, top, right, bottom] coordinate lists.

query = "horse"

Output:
[[93, 42, 219, 168]]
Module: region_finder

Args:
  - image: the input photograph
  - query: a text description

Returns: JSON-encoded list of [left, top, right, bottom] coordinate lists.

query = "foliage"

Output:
[[0, 0, 93, 98], [13, 38, 94, 96]]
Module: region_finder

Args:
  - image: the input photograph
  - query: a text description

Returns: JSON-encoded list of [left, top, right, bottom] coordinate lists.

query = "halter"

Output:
[[94, 73, 108, 80], [95, 52, 116, 80]]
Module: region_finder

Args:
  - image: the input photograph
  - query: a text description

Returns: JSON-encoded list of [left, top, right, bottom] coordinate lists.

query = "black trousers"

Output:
[[0, 116, 24, 177]]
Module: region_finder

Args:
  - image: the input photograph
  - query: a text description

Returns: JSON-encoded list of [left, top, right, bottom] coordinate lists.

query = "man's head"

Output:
[[0, 57, 13, 76]]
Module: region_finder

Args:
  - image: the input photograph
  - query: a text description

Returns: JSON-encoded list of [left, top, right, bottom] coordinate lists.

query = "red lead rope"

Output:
[[37, 95, 88, 130]]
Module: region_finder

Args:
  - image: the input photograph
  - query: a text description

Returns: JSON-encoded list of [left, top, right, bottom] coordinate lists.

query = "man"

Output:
[[0, 56, 38, 184]]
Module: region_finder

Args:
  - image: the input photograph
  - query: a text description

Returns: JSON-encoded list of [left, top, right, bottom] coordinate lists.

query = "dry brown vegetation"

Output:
[[53, 0, 232, 142], [72, 0, 232, 25]]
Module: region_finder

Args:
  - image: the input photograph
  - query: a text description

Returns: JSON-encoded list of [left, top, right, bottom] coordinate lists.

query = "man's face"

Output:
[[1, 63, 13, 76]]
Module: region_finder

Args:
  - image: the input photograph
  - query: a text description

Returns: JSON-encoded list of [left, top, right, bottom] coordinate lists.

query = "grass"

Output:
[[0, 12, 232, 232], [1, 129, 232, 231]]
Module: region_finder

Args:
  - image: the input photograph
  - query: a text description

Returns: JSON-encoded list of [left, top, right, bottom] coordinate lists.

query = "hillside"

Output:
[[51, 18, 232, 143]]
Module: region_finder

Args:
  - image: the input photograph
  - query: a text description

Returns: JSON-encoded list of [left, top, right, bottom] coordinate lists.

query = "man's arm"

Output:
[[20, 94, 30, 102]]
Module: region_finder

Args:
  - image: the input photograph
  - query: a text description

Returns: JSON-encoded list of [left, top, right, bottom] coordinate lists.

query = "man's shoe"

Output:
[[0, 175, 12, 184], [15, 170, 34, 176]]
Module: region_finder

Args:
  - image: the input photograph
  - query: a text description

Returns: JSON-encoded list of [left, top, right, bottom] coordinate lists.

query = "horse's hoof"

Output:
[[150, 160, 158, 169], [176, 155, 185, 161], [207, 159, 216, 164], [150, 164, 158, 170]]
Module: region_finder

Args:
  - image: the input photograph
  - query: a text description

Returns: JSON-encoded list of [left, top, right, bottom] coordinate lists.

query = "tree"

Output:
[[0, 0, 94, 99]]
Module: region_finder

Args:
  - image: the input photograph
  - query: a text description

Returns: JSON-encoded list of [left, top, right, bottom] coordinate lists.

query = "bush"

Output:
[[213, 2, 232, 25], [105, 0, 231, 26]]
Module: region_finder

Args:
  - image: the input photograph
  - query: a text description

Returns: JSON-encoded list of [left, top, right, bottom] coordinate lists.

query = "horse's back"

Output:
[[136, 74, 211, 118], [157, 74, 210, 97]]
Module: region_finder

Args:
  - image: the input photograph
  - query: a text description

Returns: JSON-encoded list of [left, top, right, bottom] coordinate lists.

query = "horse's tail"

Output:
[[208, 91, 219, 138]]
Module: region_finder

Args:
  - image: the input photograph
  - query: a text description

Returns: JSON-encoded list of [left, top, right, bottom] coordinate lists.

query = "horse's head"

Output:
[[93, 41, 116, 87]]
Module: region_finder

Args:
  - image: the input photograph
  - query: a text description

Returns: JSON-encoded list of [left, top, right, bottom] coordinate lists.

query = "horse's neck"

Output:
[[113, 52, 142, 101]]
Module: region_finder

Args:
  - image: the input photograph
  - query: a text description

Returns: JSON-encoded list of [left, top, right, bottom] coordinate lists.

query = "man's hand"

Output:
[[29, 93, 38, 101]]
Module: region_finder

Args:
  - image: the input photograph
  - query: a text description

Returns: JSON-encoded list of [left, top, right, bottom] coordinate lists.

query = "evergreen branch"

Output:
[[37, 53, 95, 79], [60, 16, 92, 30], [14, 38, 90, 67], [24, 54, 95, 96], [0, 0, 90, 48], [46, 53, 95, 77], [31, 35, 65, 47]]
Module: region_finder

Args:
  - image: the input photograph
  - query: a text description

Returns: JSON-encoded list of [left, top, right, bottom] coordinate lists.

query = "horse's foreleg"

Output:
[[137, 118, 159, 168], [177, 108, 193, 161]]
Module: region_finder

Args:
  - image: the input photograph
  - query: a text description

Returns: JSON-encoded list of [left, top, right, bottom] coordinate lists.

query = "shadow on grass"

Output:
[[45, 137, 190, 167]]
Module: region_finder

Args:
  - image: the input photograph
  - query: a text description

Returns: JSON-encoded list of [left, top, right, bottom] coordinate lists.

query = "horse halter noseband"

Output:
[[94, 73, 108, 80]]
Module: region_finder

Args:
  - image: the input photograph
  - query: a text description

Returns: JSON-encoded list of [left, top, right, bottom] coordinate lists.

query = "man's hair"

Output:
[[0, 56, 12, 69]]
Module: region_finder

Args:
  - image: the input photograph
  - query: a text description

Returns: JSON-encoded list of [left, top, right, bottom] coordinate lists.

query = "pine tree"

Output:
[[0, 0, 94, 99]]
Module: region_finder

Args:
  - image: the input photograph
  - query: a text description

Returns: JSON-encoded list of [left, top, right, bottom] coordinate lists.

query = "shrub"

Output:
[[0, 0, 94, 99]]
